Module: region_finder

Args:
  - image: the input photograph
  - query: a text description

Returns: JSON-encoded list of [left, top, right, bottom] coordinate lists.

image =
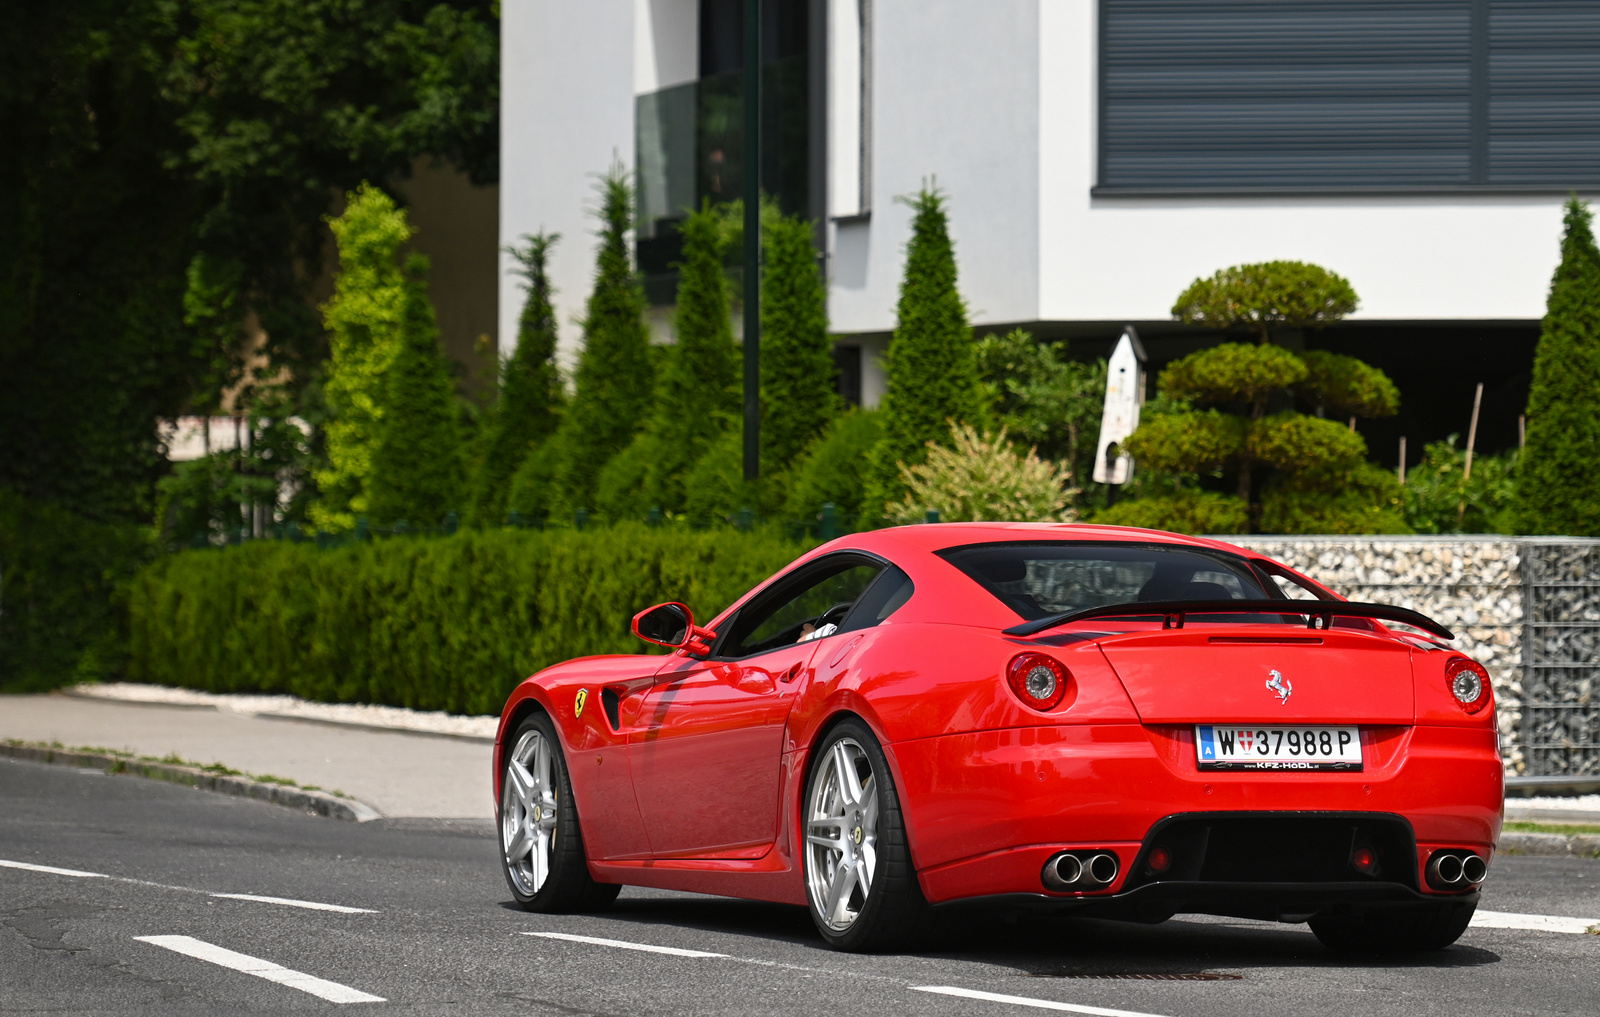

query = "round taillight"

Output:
[[1007, 653, 1070, 711], [1351, 846, 1376, 874], [1147, 847, 1172, 873], [1445, 657, 1492, 714]]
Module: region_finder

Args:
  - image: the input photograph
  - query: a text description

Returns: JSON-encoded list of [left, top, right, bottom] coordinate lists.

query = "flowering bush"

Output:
[[887, 423, 1075, 524]]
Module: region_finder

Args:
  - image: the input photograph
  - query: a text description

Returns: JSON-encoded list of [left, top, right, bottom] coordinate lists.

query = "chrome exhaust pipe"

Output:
[[1427, 852, 1465, 888], [1461, 853, 1488, 884], [1084, 852, 1120, 887], [1041, 852, 1083, 891]]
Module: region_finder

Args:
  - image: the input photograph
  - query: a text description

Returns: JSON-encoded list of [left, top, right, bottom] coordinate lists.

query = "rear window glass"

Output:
[[938, 542, 1272, 622]]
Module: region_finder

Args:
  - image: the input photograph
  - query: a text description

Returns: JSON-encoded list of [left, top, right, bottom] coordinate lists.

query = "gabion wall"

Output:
[[1231, 537, 1600, 778]]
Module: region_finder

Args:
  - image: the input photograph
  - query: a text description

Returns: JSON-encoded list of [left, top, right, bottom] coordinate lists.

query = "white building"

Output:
[[502, 0, 1600, 460]]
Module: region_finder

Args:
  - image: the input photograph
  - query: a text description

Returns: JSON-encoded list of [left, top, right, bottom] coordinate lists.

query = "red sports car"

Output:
[[493, 523, 1502, 953]]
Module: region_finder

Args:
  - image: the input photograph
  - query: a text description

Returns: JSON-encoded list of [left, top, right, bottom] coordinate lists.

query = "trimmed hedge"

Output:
[[127, 526, 809, 715]]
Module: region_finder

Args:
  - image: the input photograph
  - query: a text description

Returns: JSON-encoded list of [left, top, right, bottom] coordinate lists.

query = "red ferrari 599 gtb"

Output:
[[493, 524, 1502, 953]]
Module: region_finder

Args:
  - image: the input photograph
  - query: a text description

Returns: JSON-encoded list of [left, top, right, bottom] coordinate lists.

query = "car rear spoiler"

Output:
[[1002, 599, 1455, 641]]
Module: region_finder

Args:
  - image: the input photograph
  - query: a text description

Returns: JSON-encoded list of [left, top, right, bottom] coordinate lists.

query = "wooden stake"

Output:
[[1398, 436, 1407, 484], [1458, 382, 1483, 529], [1519, 414, 1526, 449]]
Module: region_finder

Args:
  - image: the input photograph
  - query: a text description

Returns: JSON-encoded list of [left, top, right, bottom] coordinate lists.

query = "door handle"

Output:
[[778, 662, 803, 683]]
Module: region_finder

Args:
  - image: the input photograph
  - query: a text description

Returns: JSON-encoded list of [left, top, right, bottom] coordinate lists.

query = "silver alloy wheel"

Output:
[[502, 728, 559, 896], [805, 737, 879, 932]]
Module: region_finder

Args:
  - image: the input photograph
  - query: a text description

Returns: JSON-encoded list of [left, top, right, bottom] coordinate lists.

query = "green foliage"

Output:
[[1261, 463, 1409, 535], [975, 329, 1107, 501], [1245, 413, 1366, 473], [1172, 261, 1359, 343], [1159, 342, 1307, 412], [1125, 411, 1244, 474], [643, 201, 741, 513], [0, 490, 151, 690], [1403, 436, 1518, 534], [867, 185, 981, 517], [125, 527, 809, 713], [887, 424, 1074, 524], [594, 432, 660, 521], [153, 408, 311, 549], [469, 231, 564, 527], [1297, 350, 1400, 420], [365, 256, 466, 526], [1513, 197, 1600, 535], [311, 183, 412, 531], [683, 430, 756, 526], [761, 212, 838, 467], [783, 411, 884, 526], [148, 0, 500, 383], [505, 441, 562, 524], [1093, 492, 1249, 535], [548, 168, 654, 515]]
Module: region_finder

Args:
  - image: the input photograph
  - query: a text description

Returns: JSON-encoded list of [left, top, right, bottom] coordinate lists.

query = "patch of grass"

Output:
[[1505, 820, 1600, 835]]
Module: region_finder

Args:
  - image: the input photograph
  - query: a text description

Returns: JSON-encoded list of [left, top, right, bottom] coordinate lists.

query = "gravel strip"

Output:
[[64, 683, 498, 742]]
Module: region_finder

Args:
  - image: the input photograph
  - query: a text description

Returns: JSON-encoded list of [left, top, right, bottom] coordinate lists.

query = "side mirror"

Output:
[[632, 602, 715, 656]]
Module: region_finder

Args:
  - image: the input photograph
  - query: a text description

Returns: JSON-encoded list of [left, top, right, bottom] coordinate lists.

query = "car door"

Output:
[[629, 556, 889, 857]]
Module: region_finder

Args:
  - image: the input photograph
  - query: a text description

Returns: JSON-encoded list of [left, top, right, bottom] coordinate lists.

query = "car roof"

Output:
[[839, 522, 1256, 561]]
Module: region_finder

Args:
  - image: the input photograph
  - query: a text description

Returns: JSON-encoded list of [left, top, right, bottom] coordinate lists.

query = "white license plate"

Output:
[[1195, 725, 1363, 771]]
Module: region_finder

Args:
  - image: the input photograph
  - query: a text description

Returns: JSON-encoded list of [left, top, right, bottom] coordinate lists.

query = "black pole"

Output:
[[742, 0, 761, 481]]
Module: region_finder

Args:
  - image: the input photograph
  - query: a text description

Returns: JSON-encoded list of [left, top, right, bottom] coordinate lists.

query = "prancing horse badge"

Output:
[[1266, 670, 1292, 705]]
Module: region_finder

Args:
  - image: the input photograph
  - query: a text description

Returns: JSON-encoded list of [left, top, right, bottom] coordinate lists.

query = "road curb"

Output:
[[1499, 830, 1600, 857], [0, 742, 382, 823]]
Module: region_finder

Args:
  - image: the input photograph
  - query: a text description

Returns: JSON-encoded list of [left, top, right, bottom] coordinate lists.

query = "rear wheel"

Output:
[[802, 718, 925, 951], [499, 712, 620, 913], [1309, 902, 1476, 954]]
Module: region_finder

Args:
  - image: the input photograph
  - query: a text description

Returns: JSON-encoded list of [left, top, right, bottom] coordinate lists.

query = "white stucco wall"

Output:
[[499, 1, 637, 364]]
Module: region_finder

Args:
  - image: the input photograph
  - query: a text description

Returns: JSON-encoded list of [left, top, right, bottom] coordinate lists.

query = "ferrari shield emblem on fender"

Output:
[[574, 688, 588, 719], [1266, 670, 1292, 705]]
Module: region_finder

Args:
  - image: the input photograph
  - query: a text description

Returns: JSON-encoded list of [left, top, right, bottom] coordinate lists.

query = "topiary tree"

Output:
[[1513, 197, 1600, 536], [761, 211, 838, 469], [1119, 264, 1403, 533], [310, 183, 412, 532], [468, 231, 565, 527], [887, 423, 1075, 524], [640, 200, 742, 513], [546, 167, 654, 517], [1173, 261, 1358, 344], [867, 184, 982, 518], [365, 255, 466, 527]]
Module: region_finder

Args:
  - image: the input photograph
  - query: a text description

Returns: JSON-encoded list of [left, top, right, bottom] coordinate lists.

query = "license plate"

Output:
[[1195, 725, 1363, 771]]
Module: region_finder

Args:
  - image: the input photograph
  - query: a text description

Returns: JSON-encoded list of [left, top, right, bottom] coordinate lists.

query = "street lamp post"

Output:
[[742, 0, 761, 481]]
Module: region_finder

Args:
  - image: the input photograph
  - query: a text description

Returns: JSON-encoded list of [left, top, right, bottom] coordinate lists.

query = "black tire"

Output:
[[498, 712, 620, 913], [1309, 901, 1476, 954], [802, 718, 926, 951]]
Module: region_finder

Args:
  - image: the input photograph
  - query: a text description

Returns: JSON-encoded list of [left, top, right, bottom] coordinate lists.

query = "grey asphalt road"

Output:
[[3, 756, 1598, 1017]]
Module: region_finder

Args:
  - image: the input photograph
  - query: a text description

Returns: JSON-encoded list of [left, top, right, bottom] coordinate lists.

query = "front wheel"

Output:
[[499, 712, 620, 913], [1309, 902, 1476, 954], [802, 718, 925, 951]]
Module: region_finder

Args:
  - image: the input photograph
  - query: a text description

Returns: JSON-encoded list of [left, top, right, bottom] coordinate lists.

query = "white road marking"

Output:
[[524, 931, 729, 958], [0, 859, 108, 879], [1, 857, 375, 913], [913, 986, 1172, 1016], [210, 893, 376, 914], [134, 935, 385, 1004], [1471, 910, 1600, 935]]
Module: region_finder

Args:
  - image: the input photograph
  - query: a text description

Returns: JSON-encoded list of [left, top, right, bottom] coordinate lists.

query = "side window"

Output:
[[838, 565, 914, 633], [718, 561, 884, 658], [1254, 562, 1328, 602]]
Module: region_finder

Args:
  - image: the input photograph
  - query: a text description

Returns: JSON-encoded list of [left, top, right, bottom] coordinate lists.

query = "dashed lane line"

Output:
[[524, 931, 730, 958], [1471, 910, 1600, 935], [1, 857, 376, 914], [210, 893, 376, 914], [135, 935, 385, 1004], [913, 986, 1173, 1016]]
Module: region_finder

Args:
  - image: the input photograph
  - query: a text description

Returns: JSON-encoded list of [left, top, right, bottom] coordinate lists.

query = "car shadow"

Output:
[[498, 891, 1500, 974]]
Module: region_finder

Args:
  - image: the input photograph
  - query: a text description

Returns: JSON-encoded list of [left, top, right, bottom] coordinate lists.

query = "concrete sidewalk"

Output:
[[0, 695, 491, 820]]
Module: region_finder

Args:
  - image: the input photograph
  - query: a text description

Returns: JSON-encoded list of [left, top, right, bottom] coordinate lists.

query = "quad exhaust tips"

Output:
[[1426, 850, 1488, 890], [1042, 851, 1120, 891]]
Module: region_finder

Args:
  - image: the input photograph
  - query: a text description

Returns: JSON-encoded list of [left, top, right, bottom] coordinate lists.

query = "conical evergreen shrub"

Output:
[[761, 212, 837, 469], [366, 255, 466, 527], [1514, 197, 1600, 535], [468, 231, 564, 527], [311, 184, 412, 532], [641, 200, 741, 512], [547, 168, 654, 516], [866, 185, 981, 519]]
